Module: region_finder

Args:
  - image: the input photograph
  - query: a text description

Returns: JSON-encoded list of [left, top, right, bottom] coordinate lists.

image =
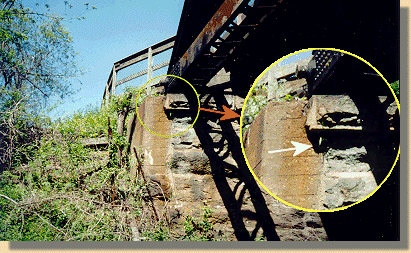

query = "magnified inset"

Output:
[[240, 49, 400, 212]]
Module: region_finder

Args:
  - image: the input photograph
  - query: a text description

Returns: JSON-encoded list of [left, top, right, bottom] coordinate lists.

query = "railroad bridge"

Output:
[[102, 0, 399, 241]]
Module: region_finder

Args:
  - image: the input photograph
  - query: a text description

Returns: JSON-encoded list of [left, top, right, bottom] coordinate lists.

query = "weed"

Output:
[[390, 80, 399, 98], [254, 234, 266, 241], [283, 94, 294, 101], [181, 202, 218, 241], [0, 90, 149, 241]]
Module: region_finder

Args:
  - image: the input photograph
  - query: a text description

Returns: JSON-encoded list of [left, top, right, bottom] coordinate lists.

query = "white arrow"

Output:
[[268, 141, 312, 157]]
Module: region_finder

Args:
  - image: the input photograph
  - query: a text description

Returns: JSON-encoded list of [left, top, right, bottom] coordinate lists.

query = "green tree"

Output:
[[0, 0, 82, 169]]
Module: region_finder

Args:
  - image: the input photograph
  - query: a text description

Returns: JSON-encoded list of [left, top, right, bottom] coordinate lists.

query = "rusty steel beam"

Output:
[[166, 0, 281, 92], [168, 0, 246, 80]]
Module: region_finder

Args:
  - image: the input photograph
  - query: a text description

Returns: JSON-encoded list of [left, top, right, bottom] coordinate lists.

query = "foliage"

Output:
[[140, 202, 221, 241], [0, 0, 84, 169], [1, 0, 78, 103], [0, 96, 143, 241], [242, 80, 269, 134], [390, 80, 399, 98], [111, 94, 132, 114], [0, 135, 136, 240], [141, 225, 171, 241], [56, 104, 116, 138], [254, 234, 267, 241], [181, 202, 217, 241], [0, 90, 223, 241], [283, 94, 294, 101], [0, 89, 50, 169]]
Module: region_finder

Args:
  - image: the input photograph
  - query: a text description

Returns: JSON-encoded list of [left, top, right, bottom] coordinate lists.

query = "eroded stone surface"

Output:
[[305, 95, 381, 209]]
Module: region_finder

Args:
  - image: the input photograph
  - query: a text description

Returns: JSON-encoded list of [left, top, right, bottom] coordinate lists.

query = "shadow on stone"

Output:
[[190, 92, 280, 241]]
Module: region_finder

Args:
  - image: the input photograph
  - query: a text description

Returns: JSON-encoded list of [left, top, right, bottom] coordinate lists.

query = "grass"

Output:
[[0, 88, 141, 241], [0, 87, 223, 241]]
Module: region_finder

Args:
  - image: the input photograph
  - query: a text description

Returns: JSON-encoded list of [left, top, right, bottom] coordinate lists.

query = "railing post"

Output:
[[147, 47, 153, 81], [267, 69, 278, 101], [147, 47, 153, 94], [103, 84, 109, 107], [111, 66, 117, 96], [102, 36, 175, 105]]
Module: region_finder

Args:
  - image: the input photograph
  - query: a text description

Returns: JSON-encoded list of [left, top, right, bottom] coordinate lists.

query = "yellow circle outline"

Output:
[[136, 75, 200, 138], [239, 48, 400, 213]]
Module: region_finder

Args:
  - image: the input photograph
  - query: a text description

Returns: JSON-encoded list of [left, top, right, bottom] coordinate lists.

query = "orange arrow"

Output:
[[199, 105, 240, 121]]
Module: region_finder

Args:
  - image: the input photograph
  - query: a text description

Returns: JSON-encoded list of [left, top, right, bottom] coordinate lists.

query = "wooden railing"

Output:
[[102, 35, 175, 103]]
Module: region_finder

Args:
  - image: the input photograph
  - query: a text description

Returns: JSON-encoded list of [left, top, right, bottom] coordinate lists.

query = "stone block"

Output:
[[322, 171, 378, 208], [303, 212, 324, 228], [275, 228, 307, 241], [301, 227, 328, 241], [278, 194, 322, 210], [275, 78, 308, 99], [171, 128, 200, 150], [310, 95, 362, 128], [147, 173, 173, 200], [323, 191, 345, 209], [164, 93, 190, 109], [261, 174, 321, 197], [170, 150, 211, 174], [261, 155, 322, 176]]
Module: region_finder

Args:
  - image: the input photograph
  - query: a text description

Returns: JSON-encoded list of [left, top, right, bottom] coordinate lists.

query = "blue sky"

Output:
[[279, 51, 312, 66], [26, 0, 185, 119]]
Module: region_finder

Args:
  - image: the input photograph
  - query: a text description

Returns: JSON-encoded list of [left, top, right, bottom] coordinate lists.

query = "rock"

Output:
[[318, 106, 327, 117], [323, 172, 378, 208], [168, 208, 182, 223], [313, 95, 362, 127], [323, 191, 345, 209], [321, 140, 379, 210], [315, 95, 359, 115], [340, 115, 358, 123], [338, 173, 377, 202], [274, 214, 306, 229], [386, 101, 398, 115], [323, 147, 371, 173], [302, 227, 328, 241], [172, 128, 200, 149], [165, 94, 190, 108], [190, 177, 205, 201], [170, 150, 211, 174], [338, 177, 364, 191], [319, 112, 361, 127], [172, 117, 193, 124], [268, 199, 328, 240], [326, 147, 367, 161], [276, 228, 321, 241], [324, 177, 338, 190], [147, 174, 173, 200]]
